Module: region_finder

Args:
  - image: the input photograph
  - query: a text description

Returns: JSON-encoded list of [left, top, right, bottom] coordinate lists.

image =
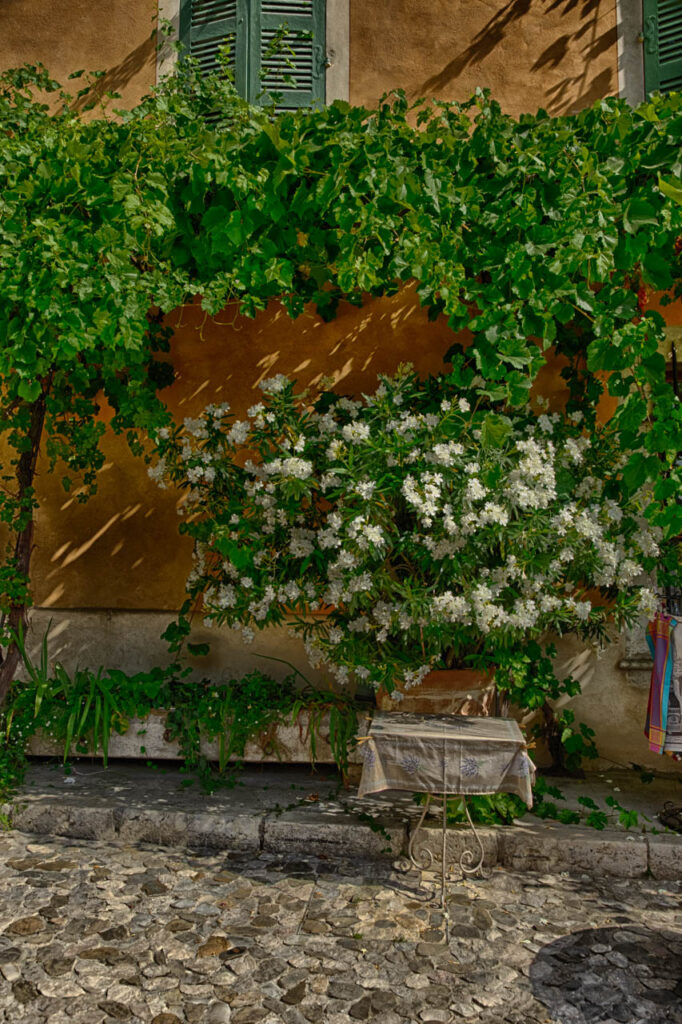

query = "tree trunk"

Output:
[[541, 700, 585, 778], [0, 389, 48, 705], [541, 701, 561, 767]]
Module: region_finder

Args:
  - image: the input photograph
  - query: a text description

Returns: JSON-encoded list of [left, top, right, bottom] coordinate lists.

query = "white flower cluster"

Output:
[[152, 367, 665, 691], [508, 439, 556, 509], [259, 374, 289, 394], [341, 422, 370, 444], [402, 472, 444, 525], [430, 441, 464, 467], [264, 457, 313, 480]]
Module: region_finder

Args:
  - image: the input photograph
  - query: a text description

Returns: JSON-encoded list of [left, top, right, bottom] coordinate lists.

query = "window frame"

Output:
[[617, 0, 646, 106], [157, 0, 349, 103], [618, 0, 682, 103], [641, 0, 682, 95]]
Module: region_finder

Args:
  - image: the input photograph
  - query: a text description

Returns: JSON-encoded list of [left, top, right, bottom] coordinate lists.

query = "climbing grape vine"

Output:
[[1, 57, 682, 701]]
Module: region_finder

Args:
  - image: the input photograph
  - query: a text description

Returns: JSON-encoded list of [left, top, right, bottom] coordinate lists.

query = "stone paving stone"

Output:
[[0, 831, 680, 1023]]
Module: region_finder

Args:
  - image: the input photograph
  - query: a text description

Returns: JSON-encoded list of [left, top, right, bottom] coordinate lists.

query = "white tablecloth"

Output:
[[358, 712, 535, 807]]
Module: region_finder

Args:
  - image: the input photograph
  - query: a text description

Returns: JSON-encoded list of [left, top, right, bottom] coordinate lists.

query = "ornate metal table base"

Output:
[[405, 793, 489, 910]]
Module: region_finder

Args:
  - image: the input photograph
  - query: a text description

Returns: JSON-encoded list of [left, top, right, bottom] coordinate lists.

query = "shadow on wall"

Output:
[[164, 289, 459, 419], [420, 0, 615, 115], [33, 287, 459, 611], [71, 32, 156, 111], [530, 924, 682, 1022]]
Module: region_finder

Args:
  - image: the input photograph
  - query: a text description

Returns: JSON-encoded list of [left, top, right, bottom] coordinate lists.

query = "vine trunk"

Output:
[[0, 387, 48, 704]]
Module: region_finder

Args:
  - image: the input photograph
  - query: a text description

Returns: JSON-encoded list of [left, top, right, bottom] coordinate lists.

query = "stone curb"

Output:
[[4, 791, 681, 879], [412, 820, 681, 879]]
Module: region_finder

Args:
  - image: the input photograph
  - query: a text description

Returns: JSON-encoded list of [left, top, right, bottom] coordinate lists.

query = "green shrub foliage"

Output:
[[0, 58, 681, 700]]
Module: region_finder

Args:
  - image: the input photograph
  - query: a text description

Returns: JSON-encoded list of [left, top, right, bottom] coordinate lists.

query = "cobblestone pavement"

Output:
[[0, 830, 680, 1024]]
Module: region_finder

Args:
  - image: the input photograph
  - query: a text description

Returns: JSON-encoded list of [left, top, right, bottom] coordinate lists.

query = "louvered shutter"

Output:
[[180, 0, 248, 97], [643, 0, 682, 95], [249, 0, 326, 109]]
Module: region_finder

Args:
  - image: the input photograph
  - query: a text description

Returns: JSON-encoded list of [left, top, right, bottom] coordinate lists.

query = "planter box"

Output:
[[28, 708, 362, 765], [377, 669, 496, 715]]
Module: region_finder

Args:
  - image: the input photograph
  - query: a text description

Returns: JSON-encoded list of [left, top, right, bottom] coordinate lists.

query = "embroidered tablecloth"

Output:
[[358, 712, 535, 807]]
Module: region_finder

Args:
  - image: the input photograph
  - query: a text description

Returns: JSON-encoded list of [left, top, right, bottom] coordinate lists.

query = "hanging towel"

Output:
[[645, 613, 677, 754], [663, 635, 682, 754]]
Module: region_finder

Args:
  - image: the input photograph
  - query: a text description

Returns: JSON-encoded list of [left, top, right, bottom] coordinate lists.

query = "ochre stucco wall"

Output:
[[0, 0, 157, 109], [350, 0, 619, 116], [32, 285, 590, 611], [0, 1, 619, 117], [31, 287, 460, 610]]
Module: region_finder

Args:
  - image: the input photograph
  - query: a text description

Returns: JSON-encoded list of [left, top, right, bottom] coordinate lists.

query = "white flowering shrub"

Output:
[[151, 367, 661, 694]]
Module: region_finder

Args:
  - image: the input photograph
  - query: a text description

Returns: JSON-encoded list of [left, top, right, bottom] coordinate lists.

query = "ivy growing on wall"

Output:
[[1, 58, 682, 701]]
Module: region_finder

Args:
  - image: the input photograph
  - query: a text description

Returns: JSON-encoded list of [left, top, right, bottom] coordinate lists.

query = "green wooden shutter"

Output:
[[643, 0, 682, 95], [180, 0, 248, 97], [249, 0, 326, 109]]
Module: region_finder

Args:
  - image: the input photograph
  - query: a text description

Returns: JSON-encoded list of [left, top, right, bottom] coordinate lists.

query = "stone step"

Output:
[[4, 762, 682, 880]]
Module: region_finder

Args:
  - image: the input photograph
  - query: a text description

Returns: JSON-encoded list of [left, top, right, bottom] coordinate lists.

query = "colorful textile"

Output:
[[645, 613, 677, 754], [663, 633, 682, 754]]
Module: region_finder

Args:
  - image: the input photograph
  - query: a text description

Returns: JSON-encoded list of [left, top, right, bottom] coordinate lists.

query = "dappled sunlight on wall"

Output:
[[31, 286, 457, 610], [164, 286, 459, 418], [0, 0, 620, 122], [351, 0, 618, 117], [0, 0, 157, 111], [30, 285, 682, 611]]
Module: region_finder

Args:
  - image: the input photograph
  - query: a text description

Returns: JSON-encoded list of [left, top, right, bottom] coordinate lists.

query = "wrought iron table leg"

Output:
[[459, 795, 487, 877], [399, 790, 487, 941], [441, 787, 450, 942], [406, 794, 434, 872], [441, 787, 448, 911], [407, 794, 487, 882], [441, 744, 448, 919]]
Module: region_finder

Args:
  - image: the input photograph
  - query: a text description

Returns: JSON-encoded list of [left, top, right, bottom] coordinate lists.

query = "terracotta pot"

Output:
[[376, 668, 496, 716]]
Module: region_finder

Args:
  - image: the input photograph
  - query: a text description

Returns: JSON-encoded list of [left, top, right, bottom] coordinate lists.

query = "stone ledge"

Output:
[[646, 833, 682, 880], [496, 821, 650, 878], [114, 807, 262, 851], [27, 709, 362, 765], [262, 807, 406, 858], [5, 762, 682, 879], [5, 800, 119, 843], [384, 818, 682, 880]]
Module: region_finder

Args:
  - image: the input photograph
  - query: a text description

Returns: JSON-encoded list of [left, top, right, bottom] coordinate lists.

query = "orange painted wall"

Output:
[[32, 288, 461, 610], [31, 282, 618, 612], [0, 0, 624, 613], [350, 0, 618, 117], [0, 0, 620, 119], [0, 0, 157, 110]]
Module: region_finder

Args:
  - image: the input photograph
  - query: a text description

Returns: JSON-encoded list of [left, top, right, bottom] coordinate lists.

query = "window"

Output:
[[642, 0, 682, 94], [179, 0, 327, 109]]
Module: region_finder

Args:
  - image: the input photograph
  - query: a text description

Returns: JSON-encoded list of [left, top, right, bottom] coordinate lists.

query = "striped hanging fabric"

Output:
[[645, 612, 677, 754]]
